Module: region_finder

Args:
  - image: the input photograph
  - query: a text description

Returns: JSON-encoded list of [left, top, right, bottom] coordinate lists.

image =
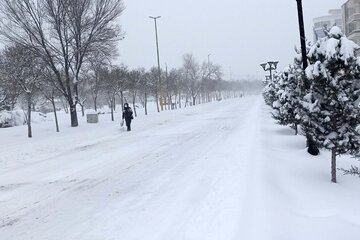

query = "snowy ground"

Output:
[[1, 95, 360, 240]]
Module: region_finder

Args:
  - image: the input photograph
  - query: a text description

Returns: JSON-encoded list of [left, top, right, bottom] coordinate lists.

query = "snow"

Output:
[[0, 110, 26, 128], [339, 36, 359, 61], [1, 96, 360, 239], [0, 110, 48, 128], [309, 26, 360, 65], [326, 38, 340, 59], [272, 100, 281, 108], [329, 26, 343, 38]]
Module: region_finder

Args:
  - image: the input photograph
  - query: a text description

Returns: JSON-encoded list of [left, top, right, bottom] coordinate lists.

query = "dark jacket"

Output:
[[122, 107, 133, 120]]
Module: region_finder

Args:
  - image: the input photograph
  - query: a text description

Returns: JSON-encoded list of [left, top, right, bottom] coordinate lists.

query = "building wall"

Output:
[[342, 0, 360, 45], [313, 9, 343, 42]]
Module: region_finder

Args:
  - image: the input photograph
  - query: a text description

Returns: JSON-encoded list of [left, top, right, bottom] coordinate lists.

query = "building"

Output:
[[342, 0, 360, 45], [313, 9, 343, 42]]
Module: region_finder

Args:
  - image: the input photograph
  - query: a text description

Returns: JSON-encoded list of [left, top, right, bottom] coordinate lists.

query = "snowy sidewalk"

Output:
[[1, 96, 360, 240]]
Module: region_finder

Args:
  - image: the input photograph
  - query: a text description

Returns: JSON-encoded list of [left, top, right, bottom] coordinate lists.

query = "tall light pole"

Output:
[[296, 0, 319, 156], [296, 0, 308, 70], [149, 16, 163, 111]]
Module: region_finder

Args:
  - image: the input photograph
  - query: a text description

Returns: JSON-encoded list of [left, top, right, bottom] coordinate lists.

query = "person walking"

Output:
[[122, 103, 134, 131]]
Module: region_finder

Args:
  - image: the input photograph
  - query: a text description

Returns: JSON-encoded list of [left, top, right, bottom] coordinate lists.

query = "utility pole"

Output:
[[149, 16, 163, 111], [296, 0, 320, 156]]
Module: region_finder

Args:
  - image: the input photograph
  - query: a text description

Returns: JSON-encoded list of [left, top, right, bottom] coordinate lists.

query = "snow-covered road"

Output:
[[1, 96, 360, 240]]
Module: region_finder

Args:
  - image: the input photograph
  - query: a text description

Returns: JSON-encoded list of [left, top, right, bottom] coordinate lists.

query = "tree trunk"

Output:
[[155, 92, 160, 113], [94, 96, 98, 112], [27, 93, 32, 138], [62, 98, 69, 114], [178, 93, 182, 109], [70, 104, 78, 127], [163, 96, 166, 111], [110, 98, 114, 122], [169, 95, 172, 110], [81, 104, 85, 117], [52, 99, 60, 133], [160, 96, 164, 111], [331, 148, 337, 183], [192, 96, 196, 106], [133, 93, 137, 117], [113, 96, 116, 111], [294, 123, 298, 135], [120, 91, 124, 112], [68, 96, 78, 127], [144, 92, 148, 115]]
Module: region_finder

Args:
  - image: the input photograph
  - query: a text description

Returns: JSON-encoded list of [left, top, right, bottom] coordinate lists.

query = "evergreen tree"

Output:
[[303, 26, 360, 183], [271, 65, 302, 134], [262, 75, 279, 107]]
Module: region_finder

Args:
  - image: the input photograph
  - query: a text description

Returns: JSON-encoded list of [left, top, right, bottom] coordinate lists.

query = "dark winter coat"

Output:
[[122, 106, 133, 131], [122, 107, 133, 121]]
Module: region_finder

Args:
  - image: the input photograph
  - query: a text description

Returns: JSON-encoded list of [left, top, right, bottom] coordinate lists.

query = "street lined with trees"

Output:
[[0, 0, 259, 138]]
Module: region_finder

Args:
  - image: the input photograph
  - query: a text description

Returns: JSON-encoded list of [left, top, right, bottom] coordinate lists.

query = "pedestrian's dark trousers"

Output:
[[125, 117, 132, 131]]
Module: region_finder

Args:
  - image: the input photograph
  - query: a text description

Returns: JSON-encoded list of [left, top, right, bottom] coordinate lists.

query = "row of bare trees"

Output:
[[0, 43, 252, 137], [0, 0, 260, 138], [0, 0, 125, 128]]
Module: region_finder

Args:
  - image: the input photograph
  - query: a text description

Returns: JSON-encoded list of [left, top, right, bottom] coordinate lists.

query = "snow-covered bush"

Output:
[[0, 110, 26, 128], [302, 26, 360, 183], [0, 110, 47, 128]]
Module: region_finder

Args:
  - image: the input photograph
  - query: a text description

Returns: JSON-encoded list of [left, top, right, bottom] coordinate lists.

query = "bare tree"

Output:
[[201, 62, 223, 103], [139, 71, 151, 115], [0, 87, 6, 109], [41, 70, 61, 133], [127, 68, 144, 117], [165, 68, 181, 110], [0, 0, 125, 127], [182, 54, 202, 106], [2, 45, 43, 138], [0, 51, 22, 110], [87, 51, 110, 112], [100, 67, 116, 121], [113, 65, 128, 112], [0, 73, 9, 111], [148, 67, 161, 112], [100, 65, 127, 121]]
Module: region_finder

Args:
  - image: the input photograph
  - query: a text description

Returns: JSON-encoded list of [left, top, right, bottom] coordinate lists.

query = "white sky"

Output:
[[117, 0, 346, 80]]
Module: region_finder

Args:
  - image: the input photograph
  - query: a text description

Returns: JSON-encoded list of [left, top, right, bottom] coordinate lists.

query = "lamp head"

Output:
[[268, 61, 279, 70], [149, 16, 161, 19], [260, 63, 267, 71]]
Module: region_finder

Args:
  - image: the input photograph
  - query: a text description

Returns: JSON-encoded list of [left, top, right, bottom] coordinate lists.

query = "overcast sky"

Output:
[[117, 0, 346, 80]]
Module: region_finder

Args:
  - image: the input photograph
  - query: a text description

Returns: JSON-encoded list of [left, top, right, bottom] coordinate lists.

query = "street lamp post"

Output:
[[296, 0, 320, 156], [260, 61, 279, 82], [296, 0, 308, 70], [149, 16, 163, 112]]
